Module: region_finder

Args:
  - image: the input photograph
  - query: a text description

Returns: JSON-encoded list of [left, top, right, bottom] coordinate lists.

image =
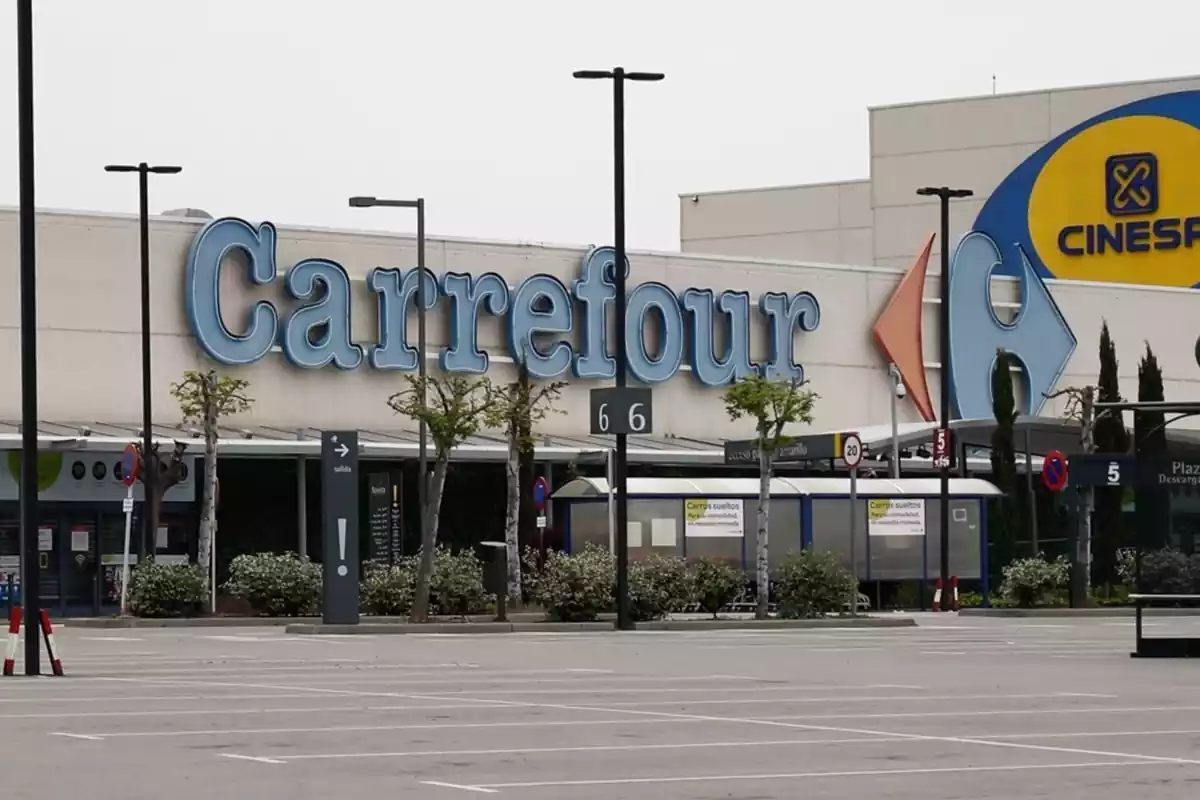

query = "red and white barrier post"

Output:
[[39, 611, 63, 677], [3, 608, 21, 676], [932, 579, 943, 612], [951, 576, 960, 612]]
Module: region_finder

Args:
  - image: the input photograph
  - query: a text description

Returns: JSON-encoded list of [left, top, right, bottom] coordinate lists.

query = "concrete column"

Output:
[[297, 456, 307, 559]]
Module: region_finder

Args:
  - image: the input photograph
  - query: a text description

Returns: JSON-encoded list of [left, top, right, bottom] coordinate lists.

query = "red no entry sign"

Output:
[[1042, 449, 1068, 492]]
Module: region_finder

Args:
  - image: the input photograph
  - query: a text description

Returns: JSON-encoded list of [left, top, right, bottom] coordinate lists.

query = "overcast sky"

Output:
[[1, 0, 1199, 252]]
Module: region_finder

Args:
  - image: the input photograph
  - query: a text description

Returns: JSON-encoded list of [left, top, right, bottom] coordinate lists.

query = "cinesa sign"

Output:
[[184, 218, 821, 385]]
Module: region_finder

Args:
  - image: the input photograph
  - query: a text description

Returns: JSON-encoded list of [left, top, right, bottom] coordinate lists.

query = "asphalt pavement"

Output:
[[3, 613, 1200, 799]]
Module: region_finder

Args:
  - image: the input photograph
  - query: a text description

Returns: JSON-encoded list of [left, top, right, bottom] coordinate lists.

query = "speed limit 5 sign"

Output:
[[589, 386, 654, 436]]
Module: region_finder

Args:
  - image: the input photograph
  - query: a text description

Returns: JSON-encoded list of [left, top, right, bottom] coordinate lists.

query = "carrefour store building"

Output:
[[3, 73, 1200, 612]]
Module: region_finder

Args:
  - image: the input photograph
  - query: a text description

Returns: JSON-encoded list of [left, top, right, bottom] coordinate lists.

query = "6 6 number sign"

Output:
[[589, 387, 654, 436]]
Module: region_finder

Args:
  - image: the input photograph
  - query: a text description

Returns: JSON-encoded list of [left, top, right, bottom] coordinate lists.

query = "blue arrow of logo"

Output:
[[947, 232, 1077, 420]]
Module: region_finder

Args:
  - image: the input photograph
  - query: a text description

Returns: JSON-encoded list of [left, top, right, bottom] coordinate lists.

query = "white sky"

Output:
[[1, 0, 1199, 251]]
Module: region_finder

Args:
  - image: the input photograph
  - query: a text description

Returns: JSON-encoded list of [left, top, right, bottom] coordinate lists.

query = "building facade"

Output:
[[4, 74, 1200, 611]]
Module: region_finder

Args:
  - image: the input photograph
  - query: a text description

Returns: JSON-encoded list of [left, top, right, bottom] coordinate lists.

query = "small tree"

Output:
[[496, 358, 566, 606], [1045, 384, 1099, 592], [1136, 343, 1169, 552], [723, 375, 818, 619], [171, 369, 254, 605], [389, 374, 504, 622], [133, 440, 189, 556], [989, 349, 1020, 573], [1093, 322, 1130, 587]]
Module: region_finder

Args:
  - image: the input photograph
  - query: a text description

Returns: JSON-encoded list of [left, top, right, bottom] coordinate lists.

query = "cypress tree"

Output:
[[1135, 344, 1169, 551], [1092, 321, 1130, 587], [989, 349, 1019, 576]]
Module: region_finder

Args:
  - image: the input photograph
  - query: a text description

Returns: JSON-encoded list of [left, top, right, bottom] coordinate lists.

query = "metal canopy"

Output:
[[0, 420, 728, 466]]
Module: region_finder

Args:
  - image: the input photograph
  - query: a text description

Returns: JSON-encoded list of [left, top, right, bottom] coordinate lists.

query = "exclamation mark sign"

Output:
[[336, 518, 348, 577]]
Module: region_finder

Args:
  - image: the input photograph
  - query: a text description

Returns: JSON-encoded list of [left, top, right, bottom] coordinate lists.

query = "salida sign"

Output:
[[185, 218, 822, 386]]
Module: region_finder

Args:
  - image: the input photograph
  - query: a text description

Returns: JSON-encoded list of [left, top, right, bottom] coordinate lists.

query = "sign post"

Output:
[[118, 444, 140, 616], [842, 433, 863, 617], [532, 475, 550, 552], [321, 430, 360, 625]]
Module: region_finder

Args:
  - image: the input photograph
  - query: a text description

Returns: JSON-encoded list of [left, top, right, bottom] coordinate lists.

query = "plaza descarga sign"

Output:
[[184, 218, 822, 385]]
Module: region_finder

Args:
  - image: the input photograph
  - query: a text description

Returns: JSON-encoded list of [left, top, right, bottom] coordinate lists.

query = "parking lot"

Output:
[[3, 615, 1200, 799]]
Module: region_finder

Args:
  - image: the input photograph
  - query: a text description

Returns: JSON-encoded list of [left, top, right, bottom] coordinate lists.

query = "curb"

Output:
[[285, 616, 917, 635], [60, 613, 550, 629], [286, 622, 615, 635], [958, 607, 1200, 618], [632, 617, 917, 631]]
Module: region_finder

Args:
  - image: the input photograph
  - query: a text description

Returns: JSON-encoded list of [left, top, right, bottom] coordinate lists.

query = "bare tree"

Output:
[[389, 374, 503, 622], [171, 369, 254, 605], [133, 440, 190, 555], [723, 375, 819, 618], [496, 359, 566, 606], [1045, 385, 1099, 590]]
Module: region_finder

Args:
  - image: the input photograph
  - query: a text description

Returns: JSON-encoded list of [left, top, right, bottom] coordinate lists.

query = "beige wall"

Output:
[[1, 208, 1196, 443], [679, 181, 872, 264], [681, 74, 1200, 271]]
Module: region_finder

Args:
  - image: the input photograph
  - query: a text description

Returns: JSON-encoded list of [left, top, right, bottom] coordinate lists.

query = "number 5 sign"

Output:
[[589, 386, 654, 436]]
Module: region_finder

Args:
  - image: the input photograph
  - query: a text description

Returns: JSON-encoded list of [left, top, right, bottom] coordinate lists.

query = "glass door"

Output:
[[63, 517, 97, 614]]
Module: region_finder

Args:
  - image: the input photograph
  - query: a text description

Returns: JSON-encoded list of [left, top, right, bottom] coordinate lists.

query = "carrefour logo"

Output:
[[972, 90, 1200, 288]]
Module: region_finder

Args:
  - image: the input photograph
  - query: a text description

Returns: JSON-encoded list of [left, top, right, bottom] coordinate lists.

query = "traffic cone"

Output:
[[932, 579, 943, 612]]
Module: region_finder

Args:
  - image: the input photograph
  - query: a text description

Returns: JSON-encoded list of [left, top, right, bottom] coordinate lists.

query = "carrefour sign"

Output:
[[973, 89, 1200, 289], [184, 218, 821, 385]]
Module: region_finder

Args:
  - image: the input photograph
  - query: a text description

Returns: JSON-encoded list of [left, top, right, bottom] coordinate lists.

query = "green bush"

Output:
[[523, 544, 614, 621], [128, 559, 208, 618], [628, 555, 691, 621], [1139, 548, 1199, 594], [360, 559, 415, 615], [428, 546, 491, 615], [223, 551, 322, 616], [999, 554, 1070, 608], [690, 557, 745, 618], [775, 550, 856, 618]]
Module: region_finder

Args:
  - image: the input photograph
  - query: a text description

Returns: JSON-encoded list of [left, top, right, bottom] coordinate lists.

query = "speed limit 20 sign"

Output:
[[841, 432, 863, 469], [589, 387, 654, 436]]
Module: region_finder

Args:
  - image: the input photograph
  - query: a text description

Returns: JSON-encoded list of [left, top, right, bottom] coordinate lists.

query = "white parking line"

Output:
[[406, 694, 1200, 767], [437, 761, 1181, 791], [421, 780, 497, 794]]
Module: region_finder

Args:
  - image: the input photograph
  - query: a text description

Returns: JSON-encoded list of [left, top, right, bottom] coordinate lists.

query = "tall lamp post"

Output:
[[105, 163, 183, 557], [573, 67, 663, 631], [16, 0, 40, 674], [348, 197, 427, 549], [915, 185, 973, 608]]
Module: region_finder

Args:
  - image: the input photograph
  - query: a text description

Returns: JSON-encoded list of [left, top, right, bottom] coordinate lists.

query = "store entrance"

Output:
[[0, 503, 195, 616]]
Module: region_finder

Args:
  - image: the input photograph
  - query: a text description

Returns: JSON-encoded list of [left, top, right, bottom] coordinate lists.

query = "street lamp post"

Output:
[[348, 197, 428, 551], [916, 185, 973, 608], [16, 0, 40, 674], [105, 163, 182, 558], [573, 67, 663, 632]]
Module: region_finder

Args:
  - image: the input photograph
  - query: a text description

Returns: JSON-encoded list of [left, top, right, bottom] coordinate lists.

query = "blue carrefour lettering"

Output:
[[1057, 217, 1200, 256], [681, 289, 756, 385], [572, 247, 617, 380], [759, 292, 820, 381], [948, 232, 1076, 420], [183, 218, 823, 385], [507, 274, 574, 379], [440, 272, 509, 373], [368, 267, 438, 370], [626, 282, 685, 384], [184, 217, 280, 365], [281, 259, 363, 370]]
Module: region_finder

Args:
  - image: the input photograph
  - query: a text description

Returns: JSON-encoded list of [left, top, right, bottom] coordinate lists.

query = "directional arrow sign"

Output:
[[321, 430, 360, 624]]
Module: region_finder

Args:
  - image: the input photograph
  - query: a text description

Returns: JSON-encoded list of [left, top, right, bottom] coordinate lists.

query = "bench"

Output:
[[1129, 593, 1200, 658]]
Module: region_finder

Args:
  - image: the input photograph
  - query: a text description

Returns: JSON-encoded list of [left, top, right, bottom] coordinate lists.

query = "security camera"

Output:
[[888, 364, 906, 399], [895, 380, 907, 400]]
